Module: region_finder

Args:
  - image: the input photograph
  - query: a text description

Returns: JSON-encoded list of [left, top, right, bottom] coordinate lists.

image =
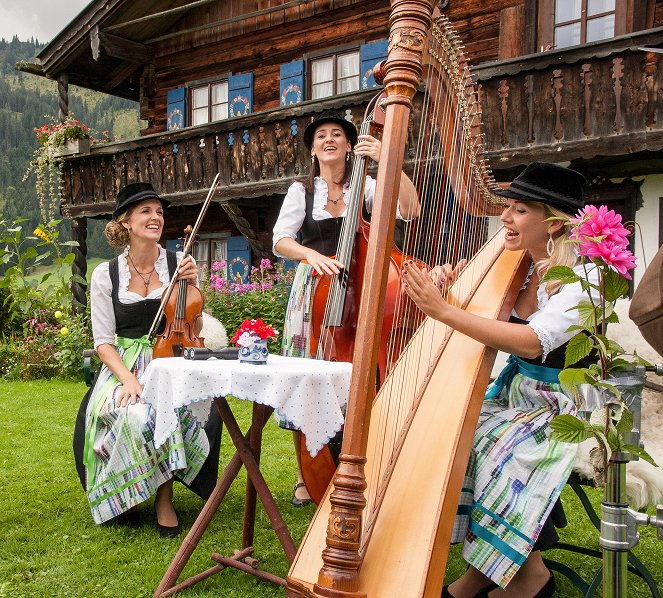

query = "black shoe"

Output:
[[533, 573, 555, 598], [154, 505, 181, 538], [292, 482, 311, 507], [114, 509, 141, 528]]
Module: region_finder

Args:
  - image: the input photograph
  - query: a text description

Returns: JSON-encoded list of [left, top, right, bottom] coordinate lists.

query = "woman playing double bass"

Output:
[[73, 182, 220, 537], [272, 110, 420, 506]]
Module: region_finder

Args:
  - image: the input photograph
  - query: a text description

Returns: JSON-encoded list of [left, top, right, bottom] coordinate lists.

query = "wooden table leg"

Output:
[[154, 396, 297, 597]]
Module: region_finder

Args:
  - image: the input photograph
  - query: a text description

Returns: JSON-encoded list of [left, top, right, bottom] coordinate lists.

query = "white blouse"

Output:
[[272, 175, 405, 257], [526, 262, 601, 361], [90, 246, 182, 348]]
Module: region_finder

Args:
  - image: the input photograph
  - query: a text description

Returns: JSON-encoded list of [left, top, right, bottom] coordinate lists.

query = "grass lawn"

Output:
[[0, 380, 661, 597]]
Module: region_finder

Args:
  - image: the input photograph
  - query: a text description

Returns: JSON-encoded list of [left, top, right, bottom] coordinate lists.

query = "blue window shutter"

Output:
[[165, 239, 180, 252], [360, 39, 388, 90], [226, 235, 251, 282], [228, 73, 254, 118], [166, 87, 186, 130], [279, 60, 305, 107]]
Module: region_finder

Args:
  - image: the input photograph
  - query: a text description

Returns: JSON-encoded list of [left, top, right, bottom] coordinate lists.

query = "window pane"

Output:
[[311, 57, 334, 84], [192, 107, 209, 126], [588, 0, 615, 16], [555, 0, 581, 23], [338, 76, 359, 95], [312, 81, 333, 100], [212, 83, 228, 104], [192, 87, 208, 109], [211, 103, 228, 121], [587, 14, 614, 42], [212, 240, 227, 263], [554, 22, 581, 48], [337, 52, 359, 79]]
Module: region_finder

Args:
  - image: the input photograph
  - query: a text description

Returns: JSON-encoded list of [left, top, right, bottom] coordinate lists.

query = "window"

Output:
[[189, 81, 228, 126], [193, 234, 229, 276], [537, 0, 633, 51], [310, 50, 360, 100]]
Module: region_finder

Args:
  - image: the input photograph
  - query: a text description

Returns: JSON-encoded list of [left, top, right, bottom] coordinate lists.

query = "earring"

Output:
[[546, 234, 555, 257], [311, 154, 315, 164], [346, 153, 350, 162]]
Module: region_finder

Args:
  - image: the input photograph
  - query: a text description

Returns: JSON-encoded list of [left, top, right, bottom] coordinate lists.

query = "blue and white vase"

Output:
[[238, 338, 269, 364]]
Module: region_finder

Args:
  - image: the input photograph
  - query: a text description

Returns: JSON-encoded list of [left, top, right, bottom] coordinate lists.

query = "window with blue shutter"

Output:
[[280, 60, 305, 107], [166, 87, 186, 130], [227, 235, 252, 283], [360, 39, 388, 90], [228, 73, 254, 118]]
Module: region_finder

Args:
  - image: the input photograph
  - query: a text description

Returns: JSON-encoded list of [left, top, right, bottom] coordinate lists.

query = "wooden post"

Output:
[[71, 217, 88, 315], [58, 73, 69, 122], [312, 2, 433, 596]]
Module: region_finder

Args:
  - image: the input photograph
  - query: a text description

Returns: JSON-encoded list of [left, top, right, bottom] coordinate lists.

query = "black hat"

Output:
[[494, 162, 587, 215], [113, 182, 170, 220], [303, 110, 358, 150]]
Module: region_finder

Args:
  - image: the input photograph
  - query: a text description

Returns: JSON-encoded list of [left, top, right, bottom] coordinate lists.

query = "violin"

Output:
[[152, 226, 205, 358], [148, 173, 221, 357]]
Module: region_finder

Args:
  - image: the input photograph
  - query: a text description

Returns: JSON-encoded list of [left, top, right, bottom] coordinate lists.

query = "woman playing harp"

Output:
[[404, 163, 600, 598], [272, 110, 419, 506]]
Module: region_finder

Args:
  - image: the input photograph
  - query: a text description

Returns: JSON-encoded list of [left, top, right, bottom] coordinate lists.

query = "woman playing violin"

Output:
[[272, 110, 420, 505], [73, 182, 217, 537]]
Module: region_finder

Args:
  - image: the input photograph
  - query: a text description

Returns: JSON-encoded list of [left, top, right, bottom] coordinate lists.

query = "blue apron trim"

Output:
[[468, 520, 528, 567], [485, 355, 562, 400]]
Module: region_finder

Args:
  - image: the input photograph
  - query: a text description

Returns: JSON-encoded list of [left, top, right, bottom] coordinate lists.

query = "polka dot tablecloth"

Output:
[[140, 354, 352, 457]]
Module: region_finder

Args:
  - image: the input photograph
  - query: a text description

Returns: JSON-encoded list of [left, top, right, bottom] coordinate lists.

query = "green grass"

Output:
[[0, 380, 661, 597]]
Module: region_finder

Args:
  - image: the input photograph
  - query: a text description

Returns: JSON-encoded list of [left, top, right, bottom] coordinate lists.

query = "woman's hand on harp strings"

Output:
[[429, 259, 467, 290], [402, 260, 461, 321], [177, 255, 199, 283], [304, 248, 344, 277]]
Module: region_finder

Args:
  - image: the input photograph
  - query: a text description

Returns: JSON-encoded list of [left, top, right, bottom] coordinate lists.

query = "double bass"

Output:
[[298, 91, 424, 504]]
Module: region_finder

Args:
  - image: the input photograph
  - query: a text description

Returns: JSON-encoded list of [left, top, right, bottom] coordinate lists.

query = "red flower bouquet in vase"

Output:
[[232, 319, 277, 364]]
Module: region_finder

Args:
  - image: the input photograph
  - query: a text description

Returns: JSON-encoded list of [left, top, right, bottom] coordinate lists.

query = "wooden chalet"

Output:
[[18, 0, 663, 309]]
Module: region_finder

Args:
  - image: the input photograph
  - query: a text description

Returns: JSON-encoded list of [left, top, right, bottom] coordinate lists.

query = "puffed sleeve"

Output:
[[528, 263, 601, 361], [273, 181, 306, 257], [362, 175, 408, 221], [90, 261, 116, 349]]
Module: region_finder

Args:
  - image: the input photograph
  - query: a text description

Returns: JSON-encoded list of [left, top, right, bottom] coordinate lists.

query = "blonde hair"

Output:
[[535, 204, 578, 296], [103, 210, 131, 249]]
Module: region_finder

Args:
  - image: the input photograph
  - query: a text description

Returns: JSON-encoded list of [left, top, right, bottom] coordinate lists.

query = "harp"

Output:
[[286, 2, 528, 597]]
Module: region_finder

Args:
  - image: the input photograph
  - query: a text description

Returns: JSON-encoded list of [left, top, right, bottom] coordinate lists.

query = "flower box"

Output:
[[51, 138, 91, 157]]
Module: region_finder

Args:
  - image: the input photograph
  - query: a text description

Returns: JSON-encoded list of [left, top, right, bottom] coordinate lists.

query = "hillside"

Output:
[[0, 36, 141, 262]]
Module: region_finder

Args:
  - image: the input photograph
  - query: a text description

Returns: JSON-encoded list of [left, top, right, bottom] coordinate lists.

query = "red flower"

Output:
[[231, 318, 277, 345]]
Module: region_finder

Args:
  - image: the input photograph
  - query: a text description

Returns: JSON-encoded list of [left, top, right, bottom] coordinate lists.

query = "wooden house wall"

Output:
[[141, 0, 389, 134]]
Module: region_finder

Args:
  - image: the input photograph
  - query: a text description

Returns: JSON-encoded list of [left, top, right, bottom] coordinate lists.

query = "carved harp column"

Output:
[[312, 2, 434, 597]]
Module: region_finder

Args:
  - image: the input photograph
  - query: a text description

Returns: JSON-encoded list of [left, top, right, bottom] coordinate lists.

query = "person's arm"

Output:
[[274, 237, 344, 276], [402, 262, 543, 358], [354, 134, 420, 220]]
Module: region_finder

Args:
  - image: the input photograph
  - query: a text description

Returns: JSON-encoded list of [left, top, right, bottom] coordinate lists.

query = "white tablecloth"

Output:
[[140, 354, 352, 457]]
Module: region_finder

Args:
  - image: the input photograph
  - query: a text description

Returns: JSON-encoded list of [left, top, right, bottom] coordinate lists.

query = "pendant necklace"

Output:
[[326, 193, 344, 206], [127, 252, 156, 292]]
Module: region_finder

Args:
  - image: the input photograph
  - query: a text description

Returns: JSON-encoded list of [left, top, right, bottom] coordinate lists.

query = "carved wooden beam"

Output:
[[90, 26, 155, 63]]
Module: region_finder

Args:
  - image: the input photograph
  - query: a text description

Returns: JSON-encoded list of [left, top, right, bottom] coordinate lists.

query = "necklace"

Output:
[[127, 252, 156, 292], [326, 193, 344, 206]]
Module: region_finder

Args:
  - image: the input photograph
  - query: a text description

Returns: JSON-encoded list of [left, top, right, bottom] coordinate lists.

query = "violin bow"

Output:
[[147, 172, 222, 342]]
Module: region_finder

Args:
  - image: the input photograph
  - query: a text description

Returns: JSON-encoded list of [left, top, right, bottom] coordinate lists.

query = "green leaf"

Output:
[[23, 246, 39, 259], [575, 301, 599, 330], [71, 274, 88, 285], [550, 414, 592, 444], [603, 269, 629, 302], [542, 265, 581, 284], [558, 367, 593, 396], [622, 445, 659, 467], [615, 407, 633, 436], [564, 334, 594, 367]]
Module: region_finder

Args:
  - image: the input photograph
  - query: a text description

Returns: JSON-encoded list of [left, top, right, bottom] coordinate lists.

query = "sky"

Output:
[[0, 0, 90, 44]]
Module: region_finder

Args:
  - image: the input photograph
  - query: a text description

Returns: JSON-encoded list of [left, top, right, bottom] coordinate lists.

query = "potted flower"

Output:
[[545, 205, 657, 481], [24, 114, 94, 222], [232, 318, 278, 364]]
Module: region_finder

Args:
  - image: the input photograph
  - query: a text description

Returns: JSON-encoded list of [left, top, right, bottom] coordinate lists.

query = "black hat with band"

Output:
[[303, 110, 358, 150], [494, 162, 587, 215], [113, 182, 170, 220]]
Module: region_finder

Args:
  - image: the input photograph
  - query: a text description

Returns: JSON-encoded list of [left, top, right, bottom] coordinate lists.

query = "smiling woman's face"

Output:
[[122, 199, 164, 241], [311, 123, 352, 166]]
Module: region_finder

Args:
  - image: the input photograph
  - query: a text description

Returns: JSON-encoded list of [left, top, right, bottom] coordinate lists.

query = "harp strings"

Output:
[[363, 16, 502, 530]]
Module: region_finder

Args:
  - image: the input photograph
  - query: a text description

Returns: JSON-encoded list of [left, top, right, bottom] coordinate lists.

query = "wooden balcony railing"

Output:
[[60, 91, 388, 219]]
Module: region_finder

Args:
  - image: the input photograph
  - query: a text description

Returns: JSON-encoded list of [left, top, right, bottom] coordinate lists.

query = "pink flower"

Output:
[[260, 258, 272, 270], [582, 240, 637, 279], [571, 205, 630, 247]]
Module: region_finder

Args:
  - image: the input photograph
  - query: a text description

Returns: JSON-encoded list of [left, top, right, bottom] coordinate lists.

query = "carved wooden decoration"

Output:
[[498, 79, 509, 147], [275, 122, 284, 178], [581, 64, 593, 137], [611, 57, 624, 133], [525, 74, 534, 144], [259, 126, 266, 179], [552, 69, 564, 140], [644, 52, 658, 128]]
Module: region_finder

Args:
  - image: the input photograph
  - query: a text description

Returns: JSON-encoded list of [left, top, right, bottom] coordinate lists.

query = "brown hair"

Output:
[[301, 155, 353, 194], [103, 210, 131, 249]]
